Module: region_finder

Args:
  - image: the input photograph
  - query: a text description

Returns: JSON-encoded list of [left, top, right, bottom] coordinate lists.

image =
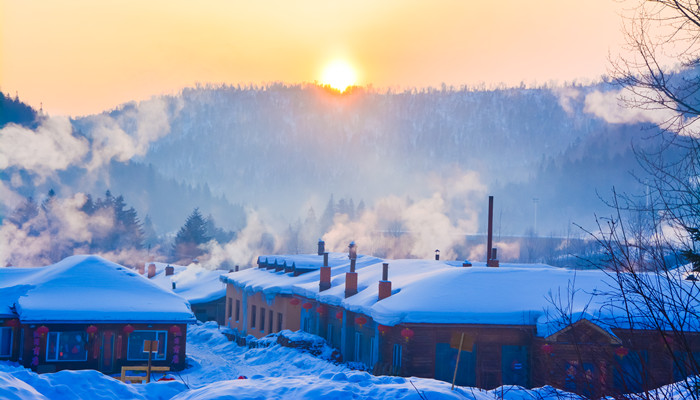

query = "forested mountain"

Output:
[[85, 83, 656, 235]]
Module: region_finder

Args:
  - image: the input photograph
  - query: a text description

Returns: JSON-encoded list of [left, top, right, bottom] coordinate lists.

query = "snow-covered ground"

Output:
[[0, 322, 693, 400]]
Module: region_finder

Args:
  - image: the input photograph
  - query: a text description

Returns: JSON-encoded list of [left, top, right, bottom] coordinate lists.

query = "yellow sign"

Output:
[[450, 333, 474, 352]]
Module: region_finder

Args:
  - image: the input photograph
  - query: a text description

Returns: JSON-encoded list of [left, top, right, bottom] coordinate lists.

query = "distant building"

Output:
[[0, 255, 195, 373], [144, 262, 227, 325], [220, 251, 700, 397]]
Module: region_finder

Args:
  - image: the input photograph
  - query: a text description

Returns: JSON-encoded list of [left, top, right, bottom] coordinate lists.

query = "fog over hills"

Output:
[[82, 83, 653, 235], [1, 82, 664, 266]]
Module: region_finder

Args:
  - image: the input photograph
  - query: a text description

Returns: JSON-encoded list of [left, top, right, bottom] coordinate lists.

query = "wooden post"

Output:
[[451, 333, 464, 390], [144, 340, 158, 383]]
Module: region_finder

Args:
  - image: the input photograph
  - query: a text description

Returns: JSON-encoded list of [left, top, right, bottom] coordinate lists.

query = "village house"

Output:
[[144, 261, 227, 325], [0, 255, 195, 374], [220, 241, 700, 397]]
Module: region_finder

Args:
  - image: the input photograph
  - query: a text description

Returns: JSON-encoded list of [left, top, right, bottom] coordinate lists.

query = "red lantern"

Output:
[[6, 319, 19, 328], [316, 305, 327, 315], [290, 298, 301, 306], [302, 302, 313, 310], [169, 325, 181, 335], [86, 325, 98, 336], [36, 326, 49, 336], [541, 343, 553, 354], [123, 324, 134, 335], [401, 327, 414, 342], [615, 346, 629, 358], [335, 311, 344, 320], [378, 325, 391, 335], [355, 316, 368, 327]]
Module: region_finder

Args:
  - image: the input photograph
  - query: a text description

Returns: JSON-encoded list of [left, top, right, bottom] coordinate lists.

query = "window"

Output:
[[354, 332, 362, 362], [393, 344, 402, 368], [127, 330, 167, 361], [277, 313, 283, 332], [235, 300, 240, 322], [227, 298, 232, 319], [269, 310, 273, 332], [251, 305, 257, 328], [46, 331, 88, 362], [0, 327, 12, 358], [261, 308, 266, 332]]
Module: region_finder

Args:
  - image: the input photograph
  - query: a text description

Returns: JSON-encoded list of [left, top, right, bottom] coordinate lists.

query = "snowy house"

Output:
[[220, 251, 700, 397], [145, 262, 227, 324], [0, 255, 195, 374]]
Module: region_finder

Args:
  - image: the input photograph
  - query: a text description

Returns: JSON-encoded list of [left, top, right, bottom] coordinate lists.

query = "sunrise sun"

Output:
[[321, 60, 357, 92]]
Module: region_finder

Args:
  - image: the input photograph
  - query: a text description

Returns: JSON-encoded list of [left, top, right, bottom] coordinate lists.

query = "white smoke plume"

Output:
[[82, 97, 182, 170], [584, 88, 683, 127], [322, 169, 487, 260], [199, 209, 281, 270], [554, 86, 581, 115], [0, 116, 89, 179]]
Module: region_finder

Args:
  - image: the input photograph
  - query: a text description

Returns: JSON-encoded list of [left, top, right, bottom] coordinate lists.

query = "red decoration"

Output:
[[355, 316, 368, 327], [35, 325, 49, 336], [6, 319, 19, 328], [302, 302, 313, 310], [335, 311, 344, 320], [541, 344, 553, 354], [378, 325, 391, 335], [123, 324, 134, 335], [86, 325, 98, 336], [289, 298, 301, 306], [316, 305, 327, 315], [400, 327, 414, 342], [169, 325, 182, 335], [615, 346, 629, 358]]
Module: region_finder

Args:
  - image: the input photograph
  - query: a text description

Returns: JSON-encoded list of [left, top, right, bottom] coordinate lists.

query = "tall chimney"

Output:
[[147, 263, 156, 278], [318, 239, 325, 256], [320, 252, 331, 291], [490, 248, 500, 268], [348, 241, 357, 260], [165, 265, 174, 276], [378, 263, 391, 300], [487, 196, 494, 266], [435, 249, 440, 261]]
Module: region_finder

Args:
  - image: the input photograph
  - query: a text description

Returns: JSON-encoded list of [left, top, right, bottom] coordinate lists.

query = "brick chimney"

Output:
[[165, 265, 174, 276], [348, 241, 357, 261], [320, 252, 331, 291], [378, 263, 391, 300], [318, 239, 325, 256], [487, 195, 494, 266], [345, 255, 358, 298], [147, 263, 156, 278], [489, 248, 500, 268]]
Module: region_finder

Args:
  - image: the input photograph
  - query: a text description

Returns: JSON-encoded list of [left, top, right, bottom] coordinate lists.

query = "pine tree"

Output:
[[173, 208, 210, 262]]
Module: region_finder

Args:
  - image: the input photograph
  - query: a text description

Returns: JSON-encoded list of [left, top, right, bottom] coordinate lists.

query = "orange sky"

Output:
[[1, 1, 634, 116]]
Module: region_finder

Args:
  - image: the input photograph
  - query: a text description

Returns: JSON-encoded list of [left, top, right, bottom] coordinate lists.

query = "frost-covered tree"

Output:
[[173, 208, 210, 262]]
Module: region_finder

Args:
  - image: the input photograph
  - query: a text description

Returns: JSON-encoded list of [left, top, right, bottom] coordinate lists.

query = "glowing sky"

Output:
[[1, 1, 633, 116]]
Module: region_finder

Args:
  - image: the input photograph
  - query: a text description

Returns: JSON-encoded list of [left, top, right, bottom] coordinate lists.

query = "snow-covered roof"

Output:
[[147, 262, 226, 305], [221, 254, 700, 337], [0, 255, 196, 323]]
